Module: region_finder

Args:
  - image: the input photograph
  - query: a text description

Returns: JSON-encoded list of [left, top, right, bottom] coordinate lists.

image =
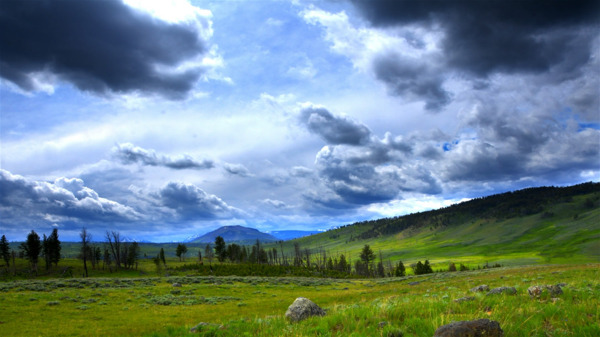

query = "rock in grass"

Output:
[[190, 322, 221, 333], [453, 296, 475, 303], [434, 319, 503, 337], [470, 285, 489, 293], [527, 284, 563, 298], [545, 285, 563, 296], [487, 287, 517, 295], [527, 285, 543, 297], [285, 297, 326, 322], [172, 282, 182, 287]]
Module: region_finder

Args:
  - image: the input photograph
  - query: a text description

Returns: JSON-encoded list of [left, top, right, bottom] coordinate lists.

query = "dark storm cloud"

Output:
[[299, 106, 440, 208], [314, 145, 441, 206], [113, 143, 214, 170], [349, 0, 599, 76], [0, 0, 209, 99], [441, 100, 600, 182], [0, 169, 140, 224], [372, 52, 450, 111], [299, 105, 372, 145], [156, 182, 239, 220]]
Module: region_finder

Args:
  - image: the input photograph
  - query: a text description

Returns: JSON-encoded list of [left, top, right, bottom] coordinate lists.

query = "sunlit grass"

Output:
[[1, 264, 598, 336]]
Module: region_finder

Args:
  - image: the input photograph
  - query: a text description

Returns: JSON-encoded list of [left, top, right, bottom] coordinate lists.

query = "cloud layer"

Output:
[[0, 169, 140, 225], [113, 143, 214, 170], [0, 0, 212, 98]]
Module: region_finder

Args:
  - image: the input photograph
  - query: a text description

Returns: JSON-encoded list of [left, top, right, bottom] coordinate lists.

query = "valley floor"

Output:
[[0, 263, 598, 336]]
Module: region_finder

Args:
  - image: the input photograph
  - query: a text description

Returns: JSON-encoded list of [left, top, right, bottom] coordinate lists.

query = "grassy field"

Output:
[[0, 263, 598, 336]]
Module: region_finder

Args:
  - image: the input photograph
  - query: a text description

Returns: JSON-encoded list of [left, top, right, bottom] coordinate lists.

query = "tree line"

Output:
[[1, 230, 483, 279], [168, 236, 441, 278], [0, 228, 141, 277]]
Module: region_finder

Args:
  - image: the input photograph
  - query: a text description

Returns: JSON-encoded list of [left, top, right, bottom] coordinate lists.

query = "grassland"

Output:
[[0, 264, 598, 336], [269, 191, 600, 268]]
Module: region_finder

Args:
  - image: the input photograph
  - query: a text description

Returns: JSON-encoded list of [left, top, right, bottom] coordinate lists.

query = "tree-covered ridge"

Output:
[[348, 182, 599, 240]]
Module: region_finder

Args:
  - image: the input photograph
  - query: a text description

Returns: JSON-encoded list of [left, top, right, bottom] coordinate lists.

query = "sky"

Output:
[[1, 0, 599, 242]]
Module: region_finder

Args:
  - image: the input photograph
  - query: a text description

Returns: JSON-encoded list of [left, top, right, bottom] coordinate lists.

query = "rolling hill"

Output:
[[267, 182, 600, 267]]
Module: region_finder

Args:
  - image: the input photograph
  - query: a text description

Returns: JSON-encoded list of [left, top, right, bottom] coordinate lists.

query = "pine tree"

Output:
[[20, 230, 42, 273], [359, 245, 375, 276], [0, 235, 10, 268], [414, 261, 424, 275], [176, 244, 184, 262], [48, 228, 61, 266], [215, 236, 226, 262], [394, 261, 406, 277], [42, 234, 51, 270], [423, 260, 433, 274], [80, 228, 91, 277], [159, 248, 166, 266]]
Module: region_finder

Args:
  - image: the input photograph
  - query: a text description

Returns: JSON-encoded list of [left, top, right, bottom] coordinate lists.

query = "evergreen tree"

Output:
[[20, 230, 42, 272], [394, 261, 406, 277], [423, 260, 433, 274], [80, 228, 91, 277], [414, 261, 424, 275], [214, 236, 226, 262], [0, 235, 11, 268], [48, 228, 61, 266], [127, 242, 140, 268], [42, 234, 51, 270], [359, 244, 375, 275], [376, 260, 385, 277], [176, 244, 182, 261], [337, 254, 349, 273], [159, 247, 166, 266]]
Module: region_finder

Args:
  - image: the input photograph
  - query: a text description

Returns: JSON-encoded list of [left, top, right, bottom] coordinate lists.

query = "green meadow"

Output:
[[1, 184, 599, 336], [0, 264, 598, 336]]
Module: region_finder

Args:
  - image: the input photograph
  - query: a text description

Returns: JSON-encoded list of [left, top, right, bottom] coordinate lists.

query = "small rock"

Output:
[[453, 296, 475, 303], [487, 287, 517, 295], [172, 282, 182, 287], [379, 321, 388, 328], [470, 285, 489, 293], [190, 322, 221, 333], [408, 281, 421, 286], [528, 284, 563, 298], [545, 285, 563, 296], [556, 283, 567, 287], [285, 297, 326, 322], [434, 319, 503, 337], [527, 285, 544, 297]]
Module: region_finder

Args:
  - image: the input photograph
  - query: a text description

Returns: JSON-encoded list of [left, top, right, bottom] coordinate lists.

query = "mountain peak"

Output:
[[187, 225, 278, 244]]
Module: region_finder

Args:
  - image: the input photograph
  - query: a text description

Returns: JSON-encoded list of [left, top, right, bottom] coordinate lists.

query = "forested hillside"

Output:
[[271, 182, 600, 266]]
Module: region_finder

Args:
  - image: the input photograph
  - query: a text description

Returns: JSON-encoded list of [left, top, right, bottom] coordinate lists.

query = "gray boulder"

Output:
[[434, 319, 503, 337], [172, 282, 182, 287], [528, 284, 563, 298], [487, 287, 517, 295], [285, 297, 326, 322], [470, 285, 489, 293], [453, 296, 475, 303], [527, 285, 543, 297], [546, 285, 563, 296]]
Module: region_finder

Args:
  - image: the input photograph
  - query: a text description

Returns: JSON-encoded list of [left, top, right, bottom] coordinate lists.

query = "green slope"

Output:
[[269, 183, 600, 267]]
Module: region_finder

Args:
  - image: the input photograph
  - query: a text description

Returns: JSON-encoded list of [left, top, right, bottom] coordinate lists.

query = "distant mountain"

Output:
[[269, 230, 322, 240], [187, 225, 278, 244]]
